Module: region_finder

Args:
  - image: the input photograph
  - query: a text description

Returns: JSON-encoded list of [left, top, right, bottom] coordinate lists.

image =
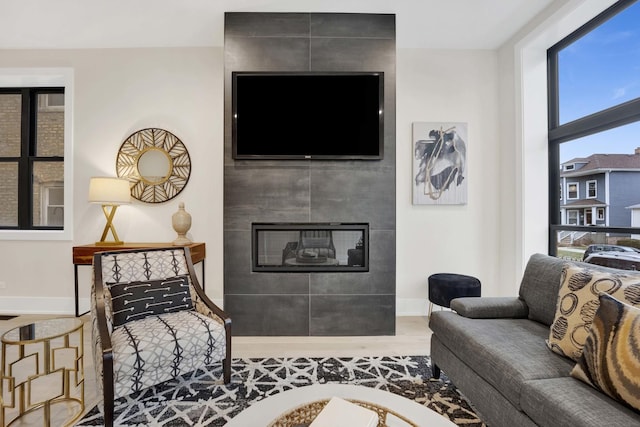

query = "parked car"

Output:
[[584, 252, 640, 270], [582, 244, 640, 261]]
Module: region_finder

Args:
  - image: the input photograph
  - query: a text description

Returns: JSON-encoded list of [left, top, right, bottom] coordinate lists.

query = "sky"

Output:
[[558, 0, 640, 163]]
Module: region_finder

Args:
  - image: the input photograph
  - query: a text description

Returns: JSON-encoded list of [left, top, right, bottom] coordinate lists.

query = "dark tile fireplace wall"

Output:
[[223, 12, 396, 336]]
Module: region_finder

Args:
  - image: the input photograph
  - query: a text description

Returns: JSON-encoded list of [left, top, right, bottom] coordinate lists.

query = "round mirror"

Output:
[[116, 128, 191, 203], [137, 148, 171, 184]]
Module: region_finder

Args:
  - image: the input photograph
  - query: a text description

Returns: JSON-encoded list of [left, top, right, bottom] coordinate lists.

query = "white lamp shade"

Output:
[[88, 177, 131, 204]]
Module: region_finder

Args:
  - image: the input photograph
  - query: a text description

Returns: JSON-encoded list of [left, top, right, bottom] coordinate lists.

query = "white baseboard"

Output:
[[0, 297, 428, 317], [396, 298, 428, 316], [0, 296, 81, 316]]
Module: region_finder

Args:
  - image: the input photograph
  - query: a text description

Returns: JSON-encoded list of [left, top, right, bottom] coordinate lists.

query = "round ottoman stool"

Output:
[[428, 273, 481, 317]]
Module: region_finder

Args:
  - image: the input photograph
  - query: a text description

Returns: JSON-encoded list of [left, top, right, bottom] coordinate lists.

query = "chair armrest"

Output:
[[450, 297, 529, 319]]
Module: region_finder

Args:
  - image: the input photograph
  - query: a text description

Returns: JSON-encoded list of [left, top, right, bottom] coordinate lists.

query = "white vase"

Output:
[[172, 202, 192, 245]]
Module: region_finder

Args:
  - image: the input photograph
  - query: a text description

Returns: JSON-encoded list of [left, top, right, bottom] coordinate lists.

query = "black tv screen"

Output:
[[232, 72, 384, 160]]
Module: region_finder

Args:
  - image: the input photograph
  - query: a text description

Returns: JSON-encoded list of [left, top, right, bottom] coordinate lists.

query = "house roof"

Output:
[[562, 153, 640, 176], [562, 199, 607, 208]]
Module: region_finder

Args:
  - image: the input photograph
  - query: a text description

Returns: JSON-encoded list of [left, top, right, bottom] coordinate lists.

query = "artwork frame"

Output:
[[412, 122, 468, 205]]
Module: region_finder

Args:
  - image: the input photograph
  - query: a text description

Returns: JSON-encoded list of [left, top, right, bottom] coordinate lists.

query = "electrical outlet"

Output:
[[0, 281, 6, 289]]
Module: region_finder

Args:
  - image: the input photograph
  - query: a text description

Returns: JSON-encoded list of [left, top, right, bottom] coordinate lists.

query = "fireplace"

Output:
[[252, 223, 369, 272]]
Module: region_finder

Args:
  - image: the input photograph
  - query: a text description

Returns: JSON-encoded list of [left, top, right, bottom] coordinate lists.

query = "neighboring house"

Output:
[[560, 148, 640, 228]]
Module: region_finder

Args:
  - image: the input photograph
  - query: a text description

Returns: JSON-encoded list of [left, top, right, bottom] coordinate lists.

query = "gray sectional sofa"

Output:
[[429, 253, 640, 427]]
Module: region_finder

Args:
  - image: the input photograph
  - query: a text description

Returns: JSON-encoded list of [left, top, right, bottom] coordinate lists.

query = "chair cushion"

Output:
[[111, 310, 226, 398], [108, 275, 193, 327]]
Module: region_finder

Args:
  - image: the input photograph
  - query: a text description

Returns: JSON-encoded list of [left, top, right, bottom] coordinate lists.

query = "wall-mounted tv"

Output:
[[232, 72, 384, 160]]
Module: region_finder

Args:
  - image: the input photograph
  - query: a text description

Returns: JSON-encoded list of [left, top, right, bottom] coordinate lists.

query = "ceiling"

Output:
[[0, 0, 556, 50]]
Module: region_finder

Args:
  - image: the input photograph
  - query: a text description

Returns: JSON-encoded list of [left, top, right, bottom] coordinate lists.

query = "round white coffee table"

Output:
[[226, 384, 456, 427]]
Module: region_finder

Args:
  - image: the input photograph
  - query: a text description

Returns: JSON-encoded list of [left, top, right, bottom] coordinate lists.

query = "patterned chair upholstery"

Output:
[[91, 247, 231, 427]]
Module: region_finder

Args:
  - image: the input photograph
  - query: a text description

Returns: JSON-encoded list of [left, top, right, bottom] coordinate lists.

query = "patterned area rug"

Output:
[[76, 355, 484, 426]]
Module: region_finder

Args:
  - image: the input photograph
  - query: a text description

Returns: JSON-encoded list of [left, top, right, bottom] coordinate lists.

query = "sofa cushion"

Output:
[[429, 311, 574, 410], [520, 377, 640, 427], [518, 253, 567, 326], [547, 264, 640, 361], [571, 293, 640, 412]]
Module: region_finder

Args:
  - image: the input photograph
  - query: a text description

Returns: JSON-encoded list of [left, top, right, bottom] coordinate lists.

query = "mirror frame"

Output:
[[116, 128, 191, 203]]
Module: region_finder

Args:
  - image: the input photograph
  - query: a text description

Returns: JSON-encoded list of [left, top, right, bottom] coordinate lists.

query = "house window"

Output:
[[0, 88, 64, 230], [567, 210, 579, 225], [548, 0, 640, 254], [559, 183, 562, 200], [38, 93, 65, 112], [40, 183, 64, 226], [567, 183, 578, 200], [586, 180, 597, 198]]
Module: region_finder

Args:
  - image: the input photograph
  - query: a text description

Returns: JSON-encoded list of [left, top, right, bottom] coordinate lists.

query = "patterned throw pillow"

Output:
[[547, 264, 640, 361], [108, 275, 193, 327], [571, 293, 640, 412]]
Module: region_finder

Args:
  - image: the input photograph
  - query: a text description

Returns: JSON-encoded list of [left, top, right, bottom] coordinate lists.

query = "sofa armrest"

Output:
[[450, 297, 529, 319]]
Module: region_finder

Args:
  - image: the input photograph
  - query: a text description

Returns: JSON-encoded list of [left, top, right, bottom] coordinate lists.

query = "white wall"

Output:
[[396, 49, 504, 315], [496, 0, 617, 284], [0, 0, 615, 316], [0, 45, 506, 316], [0, 48, 225, 314]]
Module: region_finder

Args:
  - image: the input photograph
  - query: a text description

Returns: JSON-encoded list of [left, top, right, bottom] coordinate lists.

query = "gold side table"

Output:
[[1, 318, 84, 427]]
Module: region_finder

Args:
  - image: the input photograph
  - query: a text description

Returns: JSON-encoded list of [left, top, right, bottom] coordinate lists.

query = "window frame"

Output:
[[567, 210, 579, 225], [586, 180, 597, 199], [566, 182, 579, 200], [0, 68, 73, 241], [547, 0, 640, 254]]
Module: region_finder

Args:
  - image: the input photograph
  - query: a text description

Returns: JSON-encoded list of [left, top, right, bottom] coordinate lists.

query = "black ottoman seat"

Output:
[[428, 273, 481, 317]]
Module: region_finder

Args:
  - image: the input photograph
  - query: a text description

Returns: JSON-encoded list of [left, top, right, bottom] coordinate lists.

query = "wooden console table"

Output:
[[72, 242, 206, 317]]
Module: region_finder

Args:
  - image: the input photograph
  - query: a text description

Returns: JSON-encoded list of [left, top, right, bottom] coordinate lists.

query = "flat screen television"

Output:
[[232, 72, 384, 160]]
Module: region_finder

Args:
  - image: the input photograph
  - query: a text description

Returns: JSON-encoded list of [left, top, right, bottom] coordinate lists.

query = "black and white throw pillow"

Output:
[[108, 275, 193, 327]]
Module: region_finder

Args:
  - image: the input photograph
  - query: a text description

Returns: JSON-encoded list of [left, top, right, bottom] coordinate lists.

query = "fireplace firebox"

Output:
[[252, 223, 369, 272]]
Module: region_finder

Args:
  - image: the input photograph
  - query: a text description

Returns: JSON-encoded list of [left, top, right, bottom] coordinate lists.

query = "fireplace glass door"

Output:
[[252, 223, 369, 272]]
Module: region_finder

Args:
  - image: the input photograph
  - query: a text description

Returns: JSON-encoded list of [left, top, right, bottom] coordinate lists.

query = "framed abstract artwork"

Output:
[[412, 122, 468, 205]]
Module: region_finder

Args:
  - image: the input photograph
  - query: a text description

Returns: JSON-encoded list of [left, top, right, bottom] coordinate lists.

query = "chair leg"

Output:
[[428, 302, 433, 319], [223, 357, 231, 384], [103, 391, 114, 427], [432, 363, 441, 379]]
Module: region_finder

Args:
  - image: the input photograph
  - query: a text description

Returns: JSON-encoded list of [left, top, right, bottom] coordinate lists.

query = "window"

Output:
[[38, 93, 64, 111], [567, 210, 579, 225], [0, 87, 64, 230], [567, 183, 578, 199], [548, 0, 640, 255], [586, 180, 597, 198], [41, 183, 64, 226]]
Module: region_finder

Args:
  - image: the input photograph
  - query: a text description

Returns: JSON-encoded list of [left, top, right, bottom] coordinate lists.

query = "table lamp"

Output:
[[89, 177, 131, 245]]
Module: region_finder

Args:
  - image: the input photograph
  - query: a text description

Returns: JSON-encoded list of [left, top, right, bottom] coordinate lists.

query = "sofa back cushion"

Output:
[[519, 253, 568, 326]]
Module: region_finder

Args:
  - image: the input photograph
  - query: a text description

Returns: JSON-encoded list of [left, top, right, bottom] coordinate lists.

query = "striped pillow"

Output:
[[571, 293, 640, 412], [108, 275, 193, 327]]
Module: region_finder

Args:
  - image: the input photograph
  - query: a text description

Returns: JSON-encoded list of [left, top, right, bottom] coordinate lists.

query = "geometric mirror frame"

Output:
[[116, 128, 191, 203]]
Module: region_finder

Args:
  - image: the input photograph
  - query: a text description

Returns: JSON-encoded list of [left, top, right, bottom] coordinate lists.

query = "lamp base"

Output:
[[95, 240, 125, 246]]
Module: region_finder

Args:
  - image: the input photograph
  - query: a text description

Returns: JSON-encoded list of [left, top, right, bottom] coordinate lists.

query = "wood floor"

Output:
[[0, 314, 431, 426]]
